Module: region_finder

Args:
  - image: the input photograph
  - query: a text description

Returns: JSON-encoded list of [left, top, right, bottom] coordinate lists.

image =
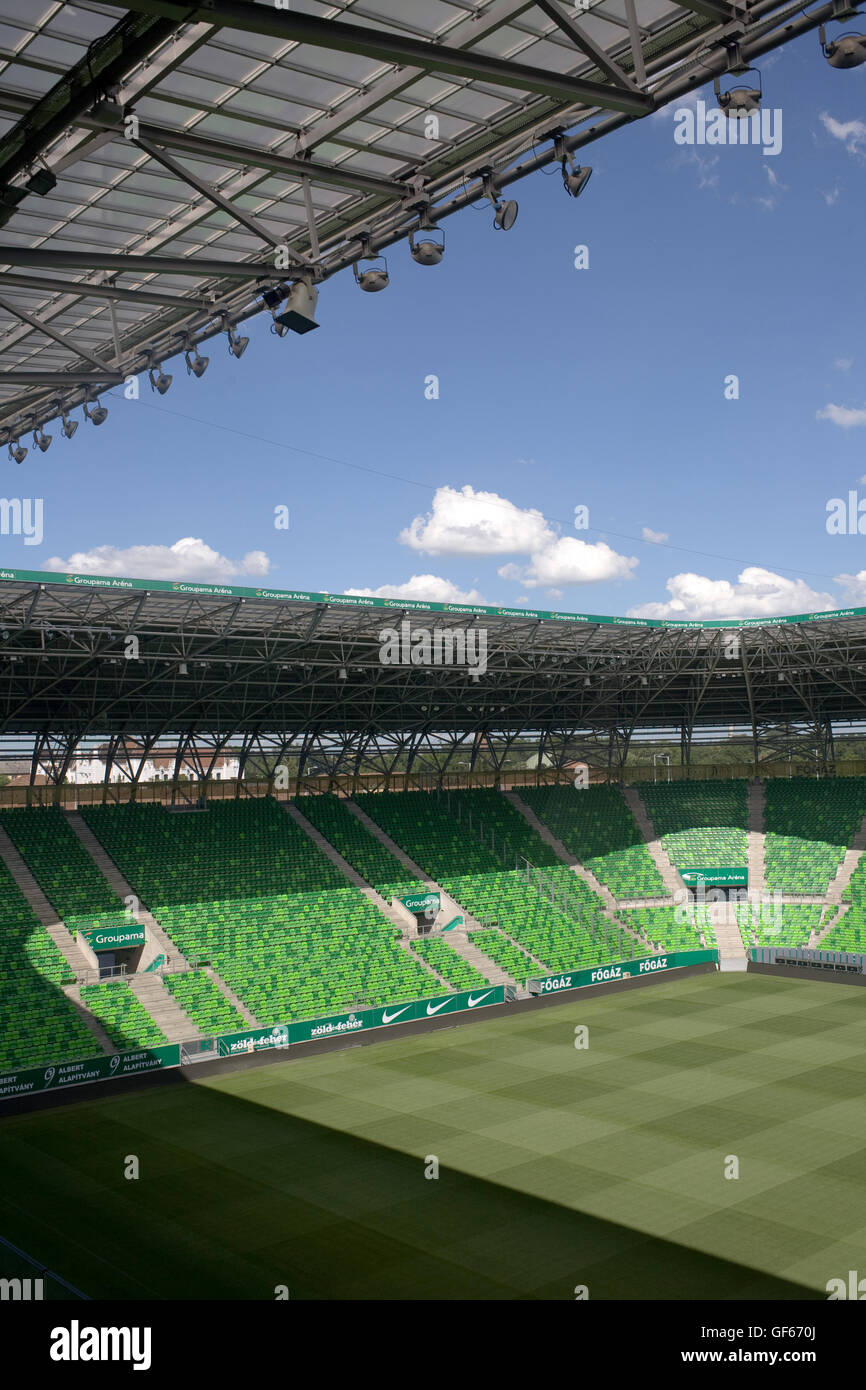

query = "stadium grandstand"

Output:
[[2, 0, 866, 1319], [1, 567, 866, 1077]]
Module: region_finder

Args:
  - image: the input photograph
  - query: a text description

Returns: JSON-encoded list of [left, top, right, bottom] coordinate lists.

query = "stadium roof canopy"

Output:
[[0, 0, 848, 447], [2, 569, 866, 782]]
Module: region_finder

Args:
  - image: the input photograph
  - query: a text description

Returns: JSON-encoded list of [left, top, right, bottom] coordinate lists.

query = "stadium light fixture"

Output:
[[33, 425, 52, 453], [409, 227, 444, 266], [147, 356, 172, 395], [184, 345, 209, 378], [60, 408, 79, 439], [8, 438, 27, 464], [273, 278, 320, 334], [819, 24, 866, 67], [84, 395, 108, 426], [553, 136, 592, 199], [714, 69, 762, 117], [222, 317, 250, 357], [477, 169, 518, 231]]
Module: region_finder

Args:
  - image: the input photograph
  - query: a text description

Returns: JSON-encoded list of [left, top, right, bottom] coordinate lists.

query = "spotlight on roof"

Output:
[[354, 256, 390, 292], [270, 311, 289, 338], [226, 324, 249, 358], [33, 425, 52, 453], [409, 227, 444, 266], [273, 279, 320, 334], [84, 395, 107, 427], [493, 198, 519, 230], [60, 408, 79, 439], [184, 347, 209, 378], [819, 24, 866, 68], [148, 359, 172, 395], [714, 70, 762, 117], [8, 439, 27, 464]]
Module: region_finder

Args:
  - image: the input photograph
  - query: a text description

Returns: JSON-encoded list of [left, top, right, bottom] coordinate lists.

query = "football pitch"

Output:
[[1, 971, 865, 1301]]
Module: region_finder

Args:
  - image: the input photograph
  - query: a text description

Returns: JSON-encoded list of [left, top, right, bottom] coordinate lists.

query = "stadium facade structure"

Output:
[[2, 570, 866, 794], [0, 0, 853, 445]]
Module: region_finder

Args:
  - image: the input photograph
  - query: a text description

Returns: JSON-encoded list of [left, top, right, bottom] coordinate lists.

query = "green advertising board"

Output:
[[80, 922, 146, 951], [0, 564, 862, 631], [680, 868, 748, 888], [527, 950, 718, 996], [0, 1045, 180, 1101], [217, 987, 505, 1054]]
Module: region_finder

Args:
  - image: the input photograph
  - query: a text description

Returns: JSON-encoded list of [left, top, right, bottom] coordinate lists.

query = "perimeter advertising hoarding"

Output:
[[527, 950, 718, 996], [218, 987, 505, 1053], [0, 1045, 180, 1100]]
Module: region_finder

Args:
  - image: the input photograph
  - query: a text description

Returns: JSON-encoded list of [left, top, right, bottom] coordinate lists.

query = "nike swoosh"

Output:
[[426, 999, 452, 1016], [381, 1006, 411, 1024], [467, 991, 493, 1008]]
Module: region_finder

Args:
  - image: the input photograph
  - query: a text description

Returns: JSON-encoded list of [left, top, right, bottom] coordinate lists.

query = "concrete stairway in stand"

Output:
[[343, 798, 523, 989], [128, 973, 204, 1043], [64, 811, 191, 972], [0, 824, 89, 975], [825, 814, 866, 906], [621, 785, 685, 898], [747, 780, 766, 898]]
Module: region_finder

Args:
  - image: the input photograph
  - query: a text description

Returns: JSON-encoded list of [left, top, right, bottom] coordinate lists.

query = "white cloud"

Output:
[[817, 402, 866, 429], [835, 571, 866, 603], [642, 527, 669, 545], [499, 536, 637, 589], [627, 567, 834, 620], [345, 574, 486, 604], [400, 483, 637, 592], [823, 186, 840, 206], [400, 485, 555, 556], [45, 537, 271, 581], [819, 111, 866, 157], [835, 357, 853, 372]]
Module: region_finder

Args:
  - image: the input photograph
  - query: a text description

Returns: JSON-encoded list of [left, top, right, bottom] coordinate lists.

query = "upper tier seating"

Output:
[[521, 784, 667, 898]]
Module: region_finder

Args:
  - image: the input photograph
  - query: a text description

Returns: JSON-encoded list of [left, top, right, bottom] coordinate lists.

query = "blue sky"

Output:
[[4, 29, 865, 621]]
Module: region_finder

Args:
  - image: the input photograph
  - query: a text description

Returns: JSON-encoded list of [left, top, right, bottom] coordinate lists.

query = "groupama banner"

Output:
[[0, 565, 862, 631], [527, 950, 719, 996], [681, 868, 748, 888], [80, 923, 146, 951]]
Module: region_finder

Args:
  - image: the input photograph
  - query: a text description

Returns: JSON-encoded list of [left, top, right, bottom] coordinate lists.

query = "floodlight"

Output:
[[148, 359, 172, 394], [714, 70, 762, 117], [33, 426, 52, 453], [8, 439, 27, 464], [84, 396, 108, 426], [227, 325, 249, 357], [273, 279, 320, 334], [562, 156, 592, 198], [354, 256, 390, 292], [819, 25, 866, 67], [60, 409, 79, 439], [493, 198, 519, 230], [184, 347, 209, 378], [409, 227, 444, 265]]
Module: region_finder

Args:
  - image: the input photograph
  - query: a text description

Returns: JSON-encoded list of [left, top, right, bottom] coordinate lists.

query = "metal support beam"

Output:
[[0, 372, 124, 385], [0, 294, 115, 372], [0, 271, 215, 310], [96, 0, 655, 116], [133, 136, 310, 265], [536, 0, 641, 92], [0, 248, 278, 279]]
